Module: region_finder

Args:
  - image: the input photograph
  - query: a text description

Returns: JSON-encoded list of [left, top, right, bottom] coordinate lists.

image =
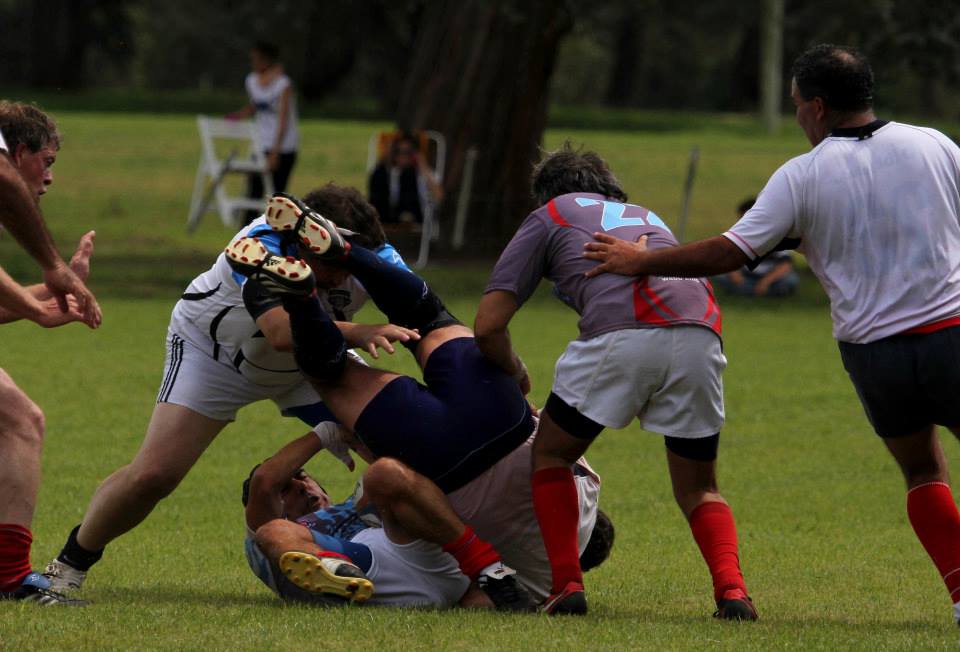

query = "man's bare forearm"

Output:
[[0, 155, 61, 269], [639, 237, 748, 277]]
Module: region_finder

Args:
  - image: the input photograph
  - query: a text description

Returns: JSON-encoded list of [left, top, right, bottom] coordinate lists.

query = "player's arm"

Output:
[[335, 321, 420, 359], [474, 290, 530, 394], [24, 231, 96, 303], [245, 432, 324, 531], [0, 265, 84, 326], [584, 234, 747, 278]]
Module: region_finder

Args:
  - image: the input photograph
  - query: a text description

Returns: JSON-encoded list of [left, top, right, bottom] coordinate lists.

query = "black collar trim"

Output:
[[829, 120, 889, 140]]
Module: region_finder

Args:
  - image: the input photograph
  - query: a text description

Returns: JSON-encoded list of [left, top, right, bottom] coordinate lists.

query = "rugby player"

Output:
[[584, 44, 960, 624], [474, 145, 756, 618], [224, 192, 601, 609], [45, 185, 417, 592], [243, 424, 612, 608], [0, 101, 100, 605]]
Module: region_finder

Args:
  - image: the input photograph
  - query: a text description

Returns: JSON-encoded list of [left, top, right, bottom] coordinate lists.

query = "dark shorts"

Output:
[[353, 337, 535, 493], [839, 326, 960, 438]]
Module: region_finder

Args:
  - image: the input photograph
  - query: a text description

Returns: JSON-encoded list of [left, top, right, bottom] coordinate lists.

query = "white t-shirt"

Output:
[[245, 72, 299, 154], [0, 128, 7, 151], [723, 121, 960, 343]]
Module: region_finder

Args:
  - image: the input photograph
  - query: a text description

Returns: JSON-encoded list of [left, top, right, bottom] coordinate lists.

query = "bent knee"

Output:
[[363, 457, 415, 499], [0, 379, 45, 445], [254, 519, 304, 552], [127, 466, 186, 501]]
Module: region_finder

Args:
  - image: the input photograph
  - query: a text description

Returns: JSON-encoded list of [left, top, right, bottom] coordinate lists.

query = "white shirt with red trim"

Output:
[[723, 121, 960, 343]]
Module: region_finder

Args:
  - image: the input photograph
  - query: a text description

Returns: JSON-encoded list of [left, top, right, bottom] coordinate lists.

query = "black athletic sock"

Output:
[[343, 246, 459, 334], [57, 524, 104, 572], [280, 293, 348, 383]]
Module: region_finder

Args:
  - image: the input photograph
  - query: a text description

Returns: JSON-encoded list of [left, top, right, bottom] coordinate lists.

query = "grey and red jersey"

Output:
[[486, 192, 721, 340]]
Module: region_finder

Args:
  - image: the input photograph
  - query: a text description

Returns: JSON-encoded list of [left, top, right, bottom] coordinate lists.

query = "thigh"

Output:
[[642, 327, 725, 438], [317, 358, 402, 431]]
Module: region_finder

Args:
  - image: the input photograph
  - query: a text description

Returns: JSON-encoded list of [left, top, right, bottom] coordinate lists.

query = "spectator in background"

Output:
[[228, 41, 299, 225], [368, 132, 443, 227], [716, 197, 799, 298]]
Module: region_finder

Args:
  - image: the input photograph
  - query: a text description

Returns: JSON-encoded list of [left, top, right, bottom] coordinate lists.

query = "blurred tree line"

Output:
[[1, 0, 958, 118]]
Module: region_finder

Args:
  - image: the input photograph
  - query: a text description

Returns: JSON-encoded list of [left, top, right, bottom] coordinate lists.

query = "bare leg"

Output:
[[254, 519, 318, 566], [884, 425, 949, 488], [0, 369, 45, 527], [665, 450, 726, 519], [76, 403, 227, 550]]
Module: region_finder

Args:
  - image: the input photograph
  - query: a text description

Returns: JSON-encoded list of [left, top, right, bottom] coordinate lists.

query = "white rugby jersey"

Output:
[[169, 217, 404, 387], [0, 129, 7, 151], [724, 121, 960, 343]]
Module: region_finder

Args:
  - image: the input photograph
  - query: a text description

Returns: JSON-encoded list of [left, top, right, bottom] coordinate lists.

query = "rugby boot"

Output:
[[539, 580, 587, 615], [265, 192, 352, 259], [476, 565, 536, 612], [278, 550, 374, 603], [713, 588, 758, 621], [0, 572, 87, 606], [42, 558, 86, 593], [224, 237, 316, 295]]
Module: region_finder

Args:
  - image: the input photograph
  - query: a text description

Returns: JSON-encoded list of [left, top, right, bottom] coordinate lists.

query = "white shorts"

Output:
[[158, 330, 321, 422], [351, 528, 469, 607], [552, 326, 725, 438], [447, 437, 600, 601]]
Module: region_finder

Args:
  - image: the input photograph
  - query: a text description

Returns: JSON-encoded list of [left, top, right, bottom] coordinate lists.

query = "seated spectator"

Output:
[[368, 131, 442, 226], [716, 197, 799, 297]]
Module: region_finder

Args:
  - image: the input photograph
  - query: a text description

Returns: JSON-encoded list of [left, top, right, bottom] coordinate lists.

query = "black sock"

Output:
[[343, 246, 459, 334], [57, 524, 104, 572], [281, 293, 348, 383]]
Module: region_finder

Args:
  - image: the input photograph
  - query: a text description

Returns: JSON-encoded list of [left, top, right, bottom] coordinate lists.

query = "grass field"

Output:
[[1, 110, 959, 650]]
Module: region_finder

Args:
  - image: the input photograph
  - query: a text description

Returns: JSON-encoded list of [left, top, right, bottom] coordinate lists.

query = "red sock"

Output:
[[532, 467, 582, 593], [442, 526, 500, 579], [907, 482, 960, 603], [689, 501, 746, 602], [0, 524, 33, 592]]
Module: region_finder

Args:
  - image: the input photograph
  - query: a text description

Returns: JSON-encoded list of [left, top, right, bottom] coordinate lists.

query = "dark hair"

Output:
[[531, 142, 627, 207], [0, 101, 60, 153], [580, 509, 614, 573], [252, 41, 280, 63], [302, 184, 386, 250], [737, 196, 756, 216], [791, 44, 874, 112], [241, 464, 261, 507]]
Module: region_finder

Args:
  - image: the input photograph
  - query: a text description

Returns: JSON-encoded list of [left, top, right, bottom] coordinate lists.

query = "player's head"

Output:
[[531, 142, 628, 207], [242, 464, 331, 520], [790, 44, 874, 146], [300, 184, 387, 288], [579, 508, 615, 573], [0, 101, 60, 201], [251, 41, 280, 73]]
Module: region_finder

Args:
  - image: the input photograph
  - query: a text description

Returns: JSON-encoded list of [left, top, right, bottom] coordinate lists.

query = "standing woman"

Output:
[[229, 41, 299, 224]]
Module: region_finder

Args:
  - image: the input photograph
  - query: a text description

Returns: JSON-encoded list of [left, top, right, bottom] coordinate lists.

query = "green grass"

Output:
[[0, 110, 959, 649]]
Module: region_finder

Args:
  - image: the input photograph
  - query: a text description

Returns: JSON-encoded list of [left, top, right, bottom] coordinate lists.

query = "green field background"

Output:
[[0, 112, 958, 650]]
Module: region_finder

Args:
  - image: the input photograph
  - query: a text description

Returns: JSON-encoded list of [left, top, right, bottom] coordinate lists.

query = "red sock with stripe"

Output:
[[0, 524, 33, 593], [906, 482, 960, 604], [442, 526, 500, 579], [689, 501, 747, 602], [532, 467, 583, 593]]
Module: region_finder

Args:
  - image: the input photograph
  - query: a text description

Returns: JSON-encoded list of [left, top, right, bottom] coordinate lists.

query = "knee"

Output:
[[254, 518, 300, 549], [0, 379, 45, 447], [362, 458, 415, 502], [126, 465, 184, 502]]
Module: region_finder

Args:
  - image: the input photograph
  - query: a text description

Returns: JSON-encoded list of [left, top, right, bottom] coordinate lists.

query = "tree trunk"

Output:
[[759, 0, 784, 134], [395, 0, 572, 252]]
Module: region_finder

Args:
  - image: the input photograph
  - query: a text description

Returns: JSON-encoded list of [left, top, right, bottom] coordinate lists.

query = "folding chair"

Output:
[[366, 129, 446, 269], [186, 116, 274, 232]]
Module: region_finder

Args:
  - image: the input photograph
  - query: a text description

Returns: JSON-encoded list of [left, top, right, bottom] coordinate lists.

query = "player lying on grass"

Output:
[[582, 44, 960, 625], [45, 185, 417, 593], [224, 192, 601, 609], [474, 144, 756, 619], [243, 423, 613, 608], [0, 101, 100, 606]]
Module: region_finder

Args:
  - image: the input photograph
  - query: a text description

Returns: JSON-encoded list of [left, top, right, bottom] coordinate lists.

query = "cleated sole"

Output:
[[265, 194, 347, 258], [224, 237, 314, 295], [279, 551, 374, 603]]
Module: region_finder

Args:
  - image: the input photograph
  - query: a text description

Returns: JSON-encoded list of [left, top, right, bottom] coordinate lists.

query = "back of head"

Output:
[[252, 40, 280, 64], [303, 184, 386, 250], [579, 508, 615, 573], [791, 44, 874, 113], [0, 101, 60, 153], [531, 142, 627, 207]]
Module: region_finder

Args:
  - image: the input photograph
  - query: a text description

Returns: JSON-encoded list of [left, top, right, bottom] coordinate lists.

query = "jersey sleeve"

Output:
[[722, 163, 801, 260], [375, 243, 411, 272], [0, 129, 7, 152], [484, 215, 549, 306]]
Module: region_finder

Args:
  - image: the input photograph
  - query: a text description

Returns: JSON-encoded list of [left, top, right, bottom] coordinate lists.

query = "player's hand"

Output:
[[30, 295, 84, 328], [350, 323, 420, 359], [313, 422, 355, 472], [43, 261, 102, 329], [583, 233, 649, 278], [69, 230, 96, 282]]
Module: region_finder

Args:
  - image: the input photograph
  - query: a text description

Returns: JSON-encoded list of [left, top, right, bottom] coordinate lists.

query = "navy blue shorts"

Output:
[[353, 337, 534, 493], [839, 326, 960, 438]]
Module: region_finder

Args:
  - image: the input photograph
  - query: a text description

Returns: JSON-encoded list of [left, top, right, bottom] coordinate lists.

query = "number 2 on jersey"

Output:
[[575, 197, 673, 235]]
